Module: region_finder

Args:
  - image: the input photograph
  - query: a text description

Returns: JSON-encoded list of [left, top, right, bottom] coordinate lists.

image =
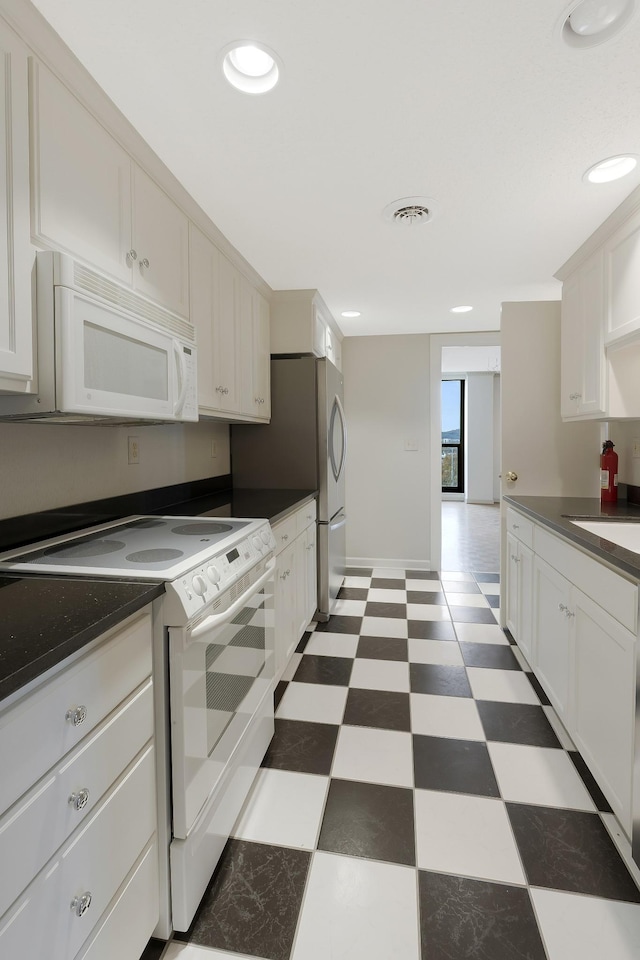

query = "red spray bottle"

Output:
[[600, 440, 618, 503]]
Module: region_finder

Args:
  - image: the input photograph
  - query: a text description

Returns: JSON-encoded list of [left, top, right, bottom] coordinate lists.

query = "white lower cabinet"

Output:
[[505, 531, 533, 664], [273, 501, 317, 682], [506, 505, 638, 835], [0, 608, 158, 960]]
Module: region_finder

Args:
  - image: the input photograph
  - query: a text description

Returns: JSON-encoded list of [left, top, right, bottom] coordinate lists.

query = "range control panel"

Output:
[[163, 519, 276, 625]]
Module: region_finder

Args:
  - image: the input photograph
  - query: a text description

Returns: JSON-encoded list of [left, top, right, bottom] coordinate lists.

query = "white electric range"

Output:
[[0, 514, 277, 935]]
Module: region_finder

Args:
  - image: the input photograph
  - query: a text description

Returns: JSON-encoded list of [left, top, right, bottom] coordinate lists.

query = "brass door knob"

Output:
[[505, 471, 518, 482]]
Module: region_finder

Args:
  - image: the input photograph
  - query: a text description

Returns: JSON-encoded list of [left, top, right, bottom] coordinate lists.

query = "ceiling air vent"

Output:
[[383, 196, 437, 225]]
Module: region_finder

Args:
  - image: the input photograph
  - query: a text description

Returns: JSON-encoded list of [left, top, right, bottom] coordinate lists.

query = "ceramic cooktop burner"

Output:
[[170, 522, 233, 536]]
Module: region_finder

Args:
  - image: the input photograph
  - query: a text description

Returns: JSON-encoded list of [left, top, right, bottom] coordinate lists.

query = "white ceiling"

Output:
[[29, 0, 640, 338]]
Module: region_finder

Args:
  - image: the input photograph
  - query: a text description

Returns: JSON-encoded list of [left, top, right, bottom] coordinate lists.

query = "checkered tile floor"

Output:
[[164, 567, 640, 960]]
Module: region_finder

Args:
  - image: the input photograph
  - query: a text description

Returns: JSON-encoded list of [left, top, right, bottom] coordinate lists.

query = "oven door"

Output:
[[169, 558, 275, 840]]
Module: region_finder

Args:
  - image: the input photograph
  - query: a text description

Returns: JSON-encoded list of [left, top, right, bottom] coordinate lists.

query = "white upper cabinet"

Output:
[[30, 61, 189, 318], [239, 277, 270, 420], [270, 289, 343, 371], [0, 24, 34, 392], [604, 209, 640, 346], [560, 249, 606, 419]]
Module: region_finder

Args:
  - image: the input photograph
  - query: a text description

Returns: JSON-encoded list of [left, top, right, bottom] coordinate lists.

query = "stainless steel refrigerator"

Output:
[[231, 356, 346, 620]]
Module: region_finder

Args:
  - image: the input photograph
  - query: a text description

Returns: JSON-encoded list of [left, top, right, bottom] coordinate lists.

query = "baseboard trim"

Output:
[[347, 556, 432, 571]]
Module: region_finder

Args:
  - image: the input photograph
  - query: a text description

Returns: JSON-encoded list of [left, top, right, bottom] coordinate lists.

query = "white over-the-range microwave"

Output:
[[0, 251, 198, 423]]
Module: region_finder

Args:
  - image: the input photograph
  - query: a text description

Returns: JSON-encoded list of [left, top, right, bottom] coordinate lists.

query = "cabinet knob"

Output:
[[126, 248, 137, 265], [511, 554, 520, 562], [569, 392, 582, 401], [70, 892, 92, 918], [282, 534, 289, 541], [68, 788, 90, 812], [65, 705, 87, 727], [140, 257, 150, 269], [307, 542, 315, 550]]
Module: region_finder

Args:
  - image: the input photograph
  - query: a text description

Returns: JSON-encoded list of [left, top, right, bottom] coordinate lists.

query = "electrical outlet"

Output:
[[211, 440, 218, 458], [128, 436, 140, 465], [633, 439, 640, 459]]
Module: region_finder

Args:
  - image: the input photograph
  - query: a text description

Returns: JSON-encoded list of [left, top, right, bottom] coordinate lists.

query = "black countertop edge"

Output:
[[0, 578, 164, 705], [503, 495, 640, 580]]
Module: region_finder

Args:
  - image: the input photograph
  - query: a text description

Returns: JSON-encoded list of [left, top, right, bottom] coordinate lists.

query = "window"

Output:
[[442, 379, 464, 493]]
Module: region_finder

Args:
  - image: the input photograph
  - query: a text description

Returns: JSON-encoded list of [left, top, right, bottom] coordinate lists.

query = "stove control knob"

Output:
[[261, 530, 270, 544], [191, 575, 207, 597], [207, 565, 221, 585], [252, 535, 263, 551]]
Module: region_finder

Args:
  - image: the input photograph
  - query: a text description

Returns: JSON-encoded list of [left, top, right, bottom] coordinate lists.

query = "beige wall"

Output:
[[0, 420, 230, 519], [343, 334, 431, 568]]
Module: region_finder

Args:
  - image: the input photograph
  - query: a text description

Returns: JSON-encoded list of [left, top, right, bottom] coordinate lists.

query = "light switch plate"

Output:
[[404, 439, 419, 451]]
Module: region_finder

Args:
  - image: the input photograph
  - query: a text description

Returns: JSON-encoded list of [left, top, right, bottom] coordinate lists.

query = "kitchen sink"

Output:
[[570, 520, 640, 554]]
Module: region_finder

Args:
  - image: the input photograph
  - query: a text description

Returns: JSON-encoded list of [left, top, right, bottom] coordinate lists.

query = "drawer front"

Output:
[[0, 610, 152, 815], [0, 744, 155, 960], [271, 514, 297, 555], [296, 500, 317, 537], [76, 840, 158, 960], [0, 678, 153, 918], [535, 526, 638, 633], [506, 508, 534, 548]]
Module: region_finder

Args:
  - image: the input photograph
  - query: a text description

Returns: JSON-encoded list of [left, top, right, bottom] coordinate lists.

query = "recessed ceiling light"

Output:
[[450, 305, 473, 314], [221, 41, 281, 94], [559, 0, 636, 47], [584, 155, 638, 183], [341, 311, 361, 318]]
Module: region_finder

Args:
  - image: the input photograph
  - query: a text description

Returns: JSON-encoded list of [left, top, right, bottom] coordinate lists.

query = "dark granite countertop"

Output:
[[504, 495, 640, 580], [0, 576, 164, 704], [0, 484, 316, 705]]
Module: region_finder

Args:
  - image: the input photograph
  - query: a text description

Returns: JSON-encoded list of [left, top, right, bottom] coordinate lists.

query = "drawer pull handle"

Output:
[[68, 788, 90, 812], [65, 705, 87, 727], [70, 892, 92, 918]]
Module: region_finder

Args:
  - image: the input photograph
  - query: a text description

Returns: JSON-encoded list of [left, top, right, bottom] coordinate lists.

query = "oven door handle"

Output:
[[188, 557, 276, 641]]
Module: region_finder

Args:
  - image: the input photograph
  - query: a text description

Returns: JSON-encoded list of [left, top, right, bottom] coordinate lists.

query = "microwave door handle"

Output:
[[188, 557, 276, 641], [173, 341, 188, 417]]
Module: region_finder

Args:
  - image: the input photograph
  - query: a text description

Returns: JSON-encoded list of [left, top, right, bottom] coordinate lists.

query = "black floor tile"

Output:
[[178, 839, 310, 960], [476, 700, 561, 747], [370, 577, 407, 589], [459, 642, 521, 671], [293, 654, 353, 686], [442, 580, 481, 594], [410, 663, 472, 697], [406, 569, 440, 580], [314, 614, 362, 634], [507, 803, 640, 902], [345, 567, 373, 576], [343, 688, 411, 731], [337, 586, 369, 600], [274, 680, 288, 711], [413, 734, 500, 797], [318, 778, 415, 866], [406, 590, 447, 605], [356, 636, 408, 661], [448, 606, 498, 624], [261, 718, 339, 775], [526, 671, 551, 705], [473, 572, 500, 583], [418, 871, 547, 960], [568, 751, 614, 813], [408, 619, 457, 641], [486, 595, 501, 608], [364, 601, 407, 619], [503, 627, 517, 645], [139, 938, 165, 960], [295, 631, 312, 653]]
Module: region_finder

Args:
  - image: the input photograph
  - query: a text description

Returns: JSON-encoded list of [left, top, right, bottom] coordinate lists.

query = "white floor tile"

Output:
[[281, 652, 303, 681], [164, 945, 264, 960], [440, 571, 475, 581], [332, 598, 368, 617], [444, 592, 490, 608], [414, 789, 526, 884], [541, 705, 576, 750], [372, 567, 407, 579], [349, 658, 410, 692], [410, 693, 485, 740], [361, 616, 408, 638], [408, 638, 464, 666], [406, 603, 452, 621], [453, 622, 510, 645], [292, 852, 420, 960], [331, 725, 413, 786], [276, 681, 347, 724], [304, 632, 359, 658], [406, 579, 443, 592], [531, 887, 640, 960], [466, 667, 540, 704], [477, 582, 501, 595], [343, 576, 371, 588], [488, 742, 596, 811], [367, 587, 407, 602], [233, 768, 328, 849], [601, 813, 640, 890]]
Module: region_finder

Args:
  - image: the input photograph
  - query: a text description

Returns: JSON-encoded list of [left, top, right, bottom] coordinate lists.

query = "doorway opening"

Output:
[[441, 378, 465, 496]]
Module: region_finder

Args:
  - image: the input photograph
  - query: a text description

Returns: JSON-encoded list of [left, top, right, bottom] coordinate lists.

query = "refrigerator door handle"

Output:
[[329, 394, 347, 482], [330, 513, 347, 532]]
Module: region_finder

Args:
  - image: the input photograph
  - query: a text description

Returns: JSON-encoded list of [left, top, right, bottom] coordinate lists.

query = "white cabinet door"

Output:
[[303, 523, 317, 626], [533, 555, 572, 722], [30, 60, 132, 285], [0, 26, 33, 392], [506, 533, 533, 665], [604, 210, 640, 345], [505, 531, 520, 638], [238, 277, 270, 420], [274, 542, 297, 679], [560, 251, 606, 419], [572, 589, 635, 833], [131, 164, 189, 317]]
